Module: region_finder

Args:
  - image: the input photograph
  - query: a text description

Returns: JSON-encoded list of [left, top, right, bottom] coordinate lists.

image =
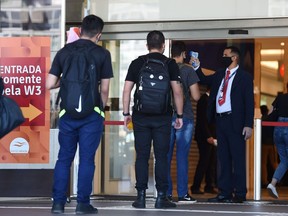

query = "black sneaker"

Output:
[[178, 193, 197, 203], [76, 203, 98, 214], [51, 203, 64, 214], [167, 195, 173, 202]]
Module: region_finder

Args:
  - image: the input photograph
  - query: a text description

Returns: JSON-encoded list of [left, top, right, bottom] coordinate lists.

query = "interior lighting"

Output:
[[260, 49, 283, 55], [260, 61, 279, 70]]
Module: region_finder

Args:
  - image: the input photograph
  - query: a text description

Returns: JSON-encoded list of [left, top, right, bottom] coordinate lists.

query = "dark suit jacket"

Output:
[[195, 93, 216, 142], [196, 67, 254, 133]]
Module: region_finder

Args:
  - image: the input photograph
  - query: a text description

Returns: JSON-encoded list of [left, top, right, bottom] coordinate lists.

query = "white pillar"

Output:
[[254, 118, 262, 200], [72, 149, 79, 196]]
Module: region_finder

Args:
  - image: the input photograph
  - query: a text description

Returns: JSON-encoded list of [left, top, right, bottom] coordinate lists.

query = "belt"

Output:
[[216, 111, 232, 117]]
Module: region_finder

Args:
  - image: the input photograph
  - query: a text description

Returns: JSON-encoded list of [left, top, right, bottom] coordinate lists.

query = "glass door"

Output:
[[97, 37, 288, 197]]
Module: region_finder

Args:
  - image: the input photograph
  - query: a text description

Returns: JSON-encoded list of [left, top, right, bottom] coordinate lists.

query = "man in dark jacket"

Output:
[[192, 46, 254, 203]]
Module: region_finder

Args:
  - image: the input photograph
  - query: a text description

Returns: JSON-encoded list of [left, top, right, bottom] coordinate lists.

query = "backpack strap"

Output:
[[139, 55, 171, 67], [83, 46, 104, 115]]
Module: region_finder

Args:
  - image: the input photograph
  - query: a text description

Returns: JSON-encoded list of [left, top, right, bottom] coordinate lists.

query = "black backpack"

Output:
[[134, 56, 171, 114], [0, 77, 25, 138], [59, 45, 100, 119]]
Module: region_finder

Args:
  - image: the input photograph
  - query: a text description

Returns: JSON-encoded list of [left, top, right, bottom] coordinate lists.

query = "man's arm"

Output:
[[122, 81, 134, 127], [189, 83, 200, 102], [243, 73, 254, 140], [171, 80, 183, 129], [171, 80, 183, 114], [100, 78, 111, 107], [243, 72, 254, 127], [46, 74, 60, 90], [122, 81, 134, 114]]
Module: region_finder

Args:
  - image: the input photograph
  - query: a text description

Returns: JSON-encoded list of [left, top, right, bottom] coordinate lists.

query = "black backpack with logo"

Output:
[[59, 44, 100, 119], [134, 56, 171, 114]]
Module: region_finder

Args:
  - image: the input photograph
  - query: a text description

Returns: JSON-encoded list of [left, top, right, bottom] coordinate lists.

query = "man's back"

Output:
[[122, 30, 183, 209], [125, 52, 180, 116], [48, 14, 114, 214], [133, 56, 171, 114], [177, 64, 199, 119]]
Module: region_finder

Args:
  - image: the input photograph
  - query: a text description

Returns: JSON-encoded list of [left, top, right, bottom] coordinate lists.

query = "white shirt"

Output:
[[216, 65, 239, 113]]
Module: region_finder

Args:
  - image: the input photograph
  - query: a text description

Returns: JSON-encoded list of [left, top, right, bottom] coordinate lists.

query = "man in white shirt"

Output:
[[193, 46, 254, 203]]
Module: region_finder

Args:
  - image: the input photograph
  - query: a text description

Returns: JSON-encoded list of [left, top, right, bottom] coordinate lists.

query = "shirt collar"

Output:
[[226, 65, 239, 74]]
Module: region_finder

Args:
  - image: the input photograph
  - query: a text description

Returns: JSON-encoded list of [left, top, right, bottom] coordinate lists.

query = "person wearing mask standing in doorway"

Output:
[[192, 46, 254, 203]]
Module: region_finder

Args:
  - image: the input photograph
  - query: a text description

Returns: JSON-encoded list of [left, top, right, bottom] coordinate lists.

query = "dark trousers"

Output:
[[132, 113, 172, 193], [192, 139, 217, 190], [216, 115, 247, 198]]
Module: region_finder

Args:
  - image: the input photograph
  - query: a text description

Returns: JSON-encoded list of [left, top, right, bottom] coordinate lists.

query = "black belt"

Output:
[[216, 111, 232, 117]]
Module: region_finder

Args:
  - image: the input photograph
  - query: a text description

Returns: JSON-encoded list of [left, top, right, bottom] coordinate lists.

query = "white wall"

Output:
[[91, 0, 288, 22]]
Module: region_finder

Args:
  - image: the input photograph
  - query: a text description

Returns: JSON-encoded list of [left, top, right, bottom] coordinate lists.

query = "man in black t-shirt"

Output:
[[122, 30, 184, 209], [46, 15, 113, 214]]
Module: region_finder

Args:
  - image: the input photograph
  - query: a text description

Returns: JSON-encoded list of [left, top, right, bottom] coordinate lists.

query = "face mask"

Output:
[[222, 56, 233, 68]]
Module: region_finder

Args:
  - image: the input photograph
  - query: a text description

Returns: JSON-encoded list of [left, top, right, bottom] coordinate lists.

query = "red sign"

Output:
[[0, 57, 46, 125], [0, 37, 50, 164]]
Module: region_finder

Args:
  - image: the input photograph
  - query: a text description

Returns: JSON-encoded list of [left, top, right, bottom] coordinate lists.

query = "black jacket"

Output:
[[196, 67, 254, 133]]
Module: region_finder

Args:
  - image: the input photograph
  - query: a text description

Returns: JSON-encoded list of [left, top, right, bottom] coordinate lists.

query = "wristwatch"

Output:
[[176, 114, 183, 118]]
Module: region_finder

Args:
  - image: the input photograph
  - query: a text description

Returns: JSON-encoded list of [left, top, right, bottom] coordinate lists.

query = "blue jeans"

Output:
[[167, 117, 193, 197], [52, 112, 103, 204], [273, 117, 288, 182]]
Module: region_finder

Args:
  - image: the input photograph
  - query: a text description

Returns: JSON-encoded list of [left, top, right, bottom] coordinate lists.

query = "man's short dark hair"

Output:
[[171, 41, 186, 58], [225, 46, 241, 58], [146, 30, 165, 50], [80, 14, 104, 38]]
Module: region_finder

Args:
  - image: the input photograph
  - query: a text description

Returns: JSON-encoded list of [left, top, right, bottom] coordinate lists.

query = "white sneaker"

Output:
[[267, 183, 279, 199]]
